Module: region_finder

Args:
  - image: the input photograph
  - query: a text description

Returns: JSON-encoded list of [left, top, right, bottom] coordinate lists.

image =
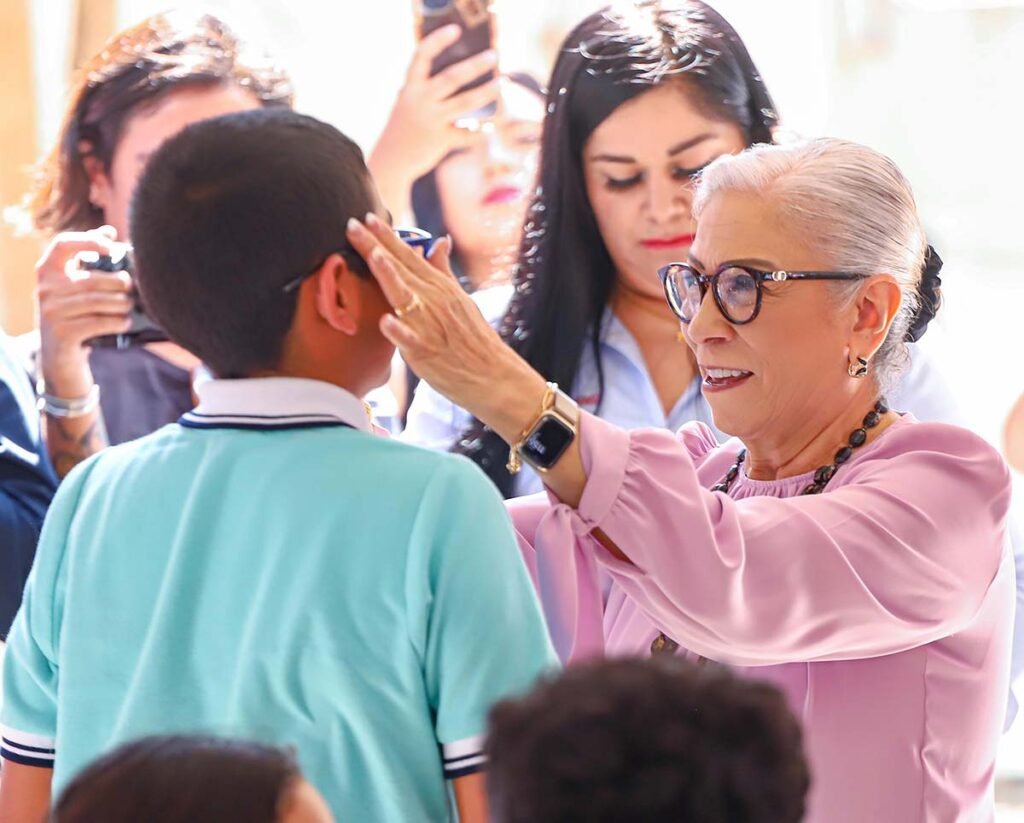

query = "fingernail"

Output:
[[365, 213, 381, 227], [347, 217, 362, 234], [482, 50, 498, 65]]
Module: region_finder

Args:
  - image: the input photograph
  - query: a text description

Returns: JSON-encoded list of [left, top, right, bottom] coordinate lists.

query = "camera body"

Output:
[[416, 0, 496, 119], [80, 249, 168, 349]]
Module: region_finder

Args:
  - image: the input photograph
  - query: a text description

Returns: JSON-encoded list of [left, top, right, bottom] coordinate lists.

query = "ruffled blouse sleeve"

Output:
[[506, 418, 719, 662], [516, 411, 1013, 667]]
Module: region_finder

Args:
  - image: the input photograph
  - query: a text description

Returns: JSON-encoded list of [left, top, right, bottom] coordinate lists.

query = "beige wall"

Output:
[[0, 0, 41, 335], [0, 0, 117, 335]]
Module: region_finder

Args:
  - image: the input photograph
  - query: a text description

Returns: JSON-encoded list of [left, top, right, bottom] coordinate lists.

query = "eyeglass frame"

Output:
[[657, 262, 869, 326], [281, 227, 434, 294]]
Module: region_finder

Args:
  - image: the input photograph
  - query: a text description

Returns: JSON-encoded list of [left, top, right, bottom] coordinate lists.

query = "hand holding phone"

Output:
[[368, 19, 500, 216], [416, 0, 496, 119]]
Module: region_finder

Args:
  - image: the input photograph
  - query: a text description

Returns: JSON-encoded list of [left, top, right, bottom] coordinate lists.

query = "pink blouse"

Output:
[[508, 413, 1014, 823]]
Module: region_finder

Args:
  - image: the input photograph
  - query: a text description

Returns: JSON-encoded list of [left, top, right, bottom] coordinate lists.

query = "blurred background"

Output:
[[1, 0, 1022, 811]]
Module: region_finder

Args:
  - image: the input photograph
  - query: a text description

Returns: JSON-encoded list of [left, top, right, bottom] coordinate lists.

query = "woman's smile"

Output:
[[701, 365, 754, 391]]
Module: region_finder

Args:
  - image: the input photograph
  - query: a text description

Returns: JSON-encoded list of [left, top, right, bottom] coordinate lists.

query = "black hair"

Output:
[[485, 657, 809, 823], [452, 1, 778, 496], [129, 108, 375, 378], [51, 735, 303, 823], [410, 71, 546, 290]]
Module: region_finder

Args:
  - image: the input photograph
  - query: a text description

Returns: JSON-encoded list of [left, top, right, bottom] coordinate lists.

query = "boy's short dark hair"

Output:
[[130, 108, 375, 377], [52, 734, 300, 823], [485, 658, 810, 823]]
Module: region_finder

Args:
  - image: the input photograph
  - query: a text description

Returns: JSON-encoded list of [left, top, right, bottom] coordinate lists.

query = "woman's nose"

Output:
[[645, 175, 691, 225], [483, 130, 521, 174], [685, 284, 732, 345]]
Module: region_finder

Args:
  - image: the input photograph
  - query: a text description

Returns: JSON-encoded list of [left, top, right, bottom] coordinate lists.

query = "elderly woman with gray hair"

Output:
[[347, 137, 1013, 822]]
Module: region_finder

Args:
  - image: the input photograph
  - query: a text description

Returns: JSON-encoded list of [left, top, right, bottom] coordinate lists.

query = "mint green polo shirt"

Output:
[[1, 377, 557, 821]]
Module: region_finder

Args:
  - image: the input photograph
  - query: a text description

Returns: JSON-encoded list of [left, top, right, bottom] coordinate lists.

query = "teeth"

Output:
[[706, 368, 750, 380]]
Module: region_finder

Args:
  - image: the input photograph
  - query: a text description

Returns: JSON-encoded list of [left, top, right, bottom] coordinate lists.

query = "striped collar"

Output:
[[180, 377, 372, 433]]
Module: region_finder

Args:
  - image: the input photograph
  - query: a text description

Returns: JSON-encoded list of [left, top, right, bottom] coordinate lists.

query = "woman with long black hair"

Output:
[[403, 1, 773, 495], [402, 0, 959, 501]]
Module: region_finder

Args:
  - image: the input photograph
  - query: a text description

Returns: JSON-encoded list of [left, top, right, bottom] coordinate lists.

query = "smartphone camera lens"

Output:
[[421, 0, 452, 10]]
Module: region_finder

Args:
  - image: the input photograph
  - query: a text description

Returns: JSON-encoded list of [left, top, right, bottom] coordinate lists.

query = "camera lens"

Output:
[[421, 0, 452, 10]]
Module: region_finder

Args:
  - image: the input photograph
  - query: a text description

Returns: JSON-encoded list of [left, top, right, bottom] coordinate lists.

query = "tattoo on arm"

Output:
[[48, 412, 109, 478]]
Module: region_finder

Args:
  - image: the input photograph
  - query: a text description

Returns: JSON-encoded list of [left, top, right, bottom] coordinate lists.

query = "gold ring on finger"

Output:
[[394, 293, 423, 319]]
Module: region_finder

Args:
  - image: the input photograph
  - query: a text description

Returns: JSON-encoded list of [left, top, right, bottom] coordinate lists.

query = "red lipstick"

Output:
[[641, 233, 696, 250], [482, 185, 523, 206]]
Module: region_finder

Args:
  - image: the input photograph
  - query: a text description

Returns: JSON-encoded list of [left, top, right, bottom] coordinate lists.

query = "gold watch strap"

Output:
[[507, 382, 579, 475], [507, 384, 554, 475]]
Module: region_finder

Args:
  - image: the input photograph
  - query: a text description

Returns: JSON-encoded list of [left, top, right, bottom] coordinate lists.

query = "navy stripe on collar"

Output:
[[179, 411, 355, 432]]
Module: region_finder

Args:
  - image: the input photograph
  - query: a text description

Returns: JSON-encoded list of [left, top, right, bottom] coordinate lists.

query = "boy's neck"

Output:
[[248, 363, 369, 400]]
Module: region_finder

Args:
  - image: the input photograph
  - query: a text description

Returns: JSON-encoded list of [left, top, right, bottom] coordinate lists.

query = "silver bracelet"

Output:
[[38, 384, 101, 418]]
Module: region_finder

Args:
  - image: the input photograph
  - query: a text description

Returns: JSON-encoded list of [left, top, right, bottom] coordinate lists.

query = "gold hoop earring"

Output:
[[848, 356, 869, 379]]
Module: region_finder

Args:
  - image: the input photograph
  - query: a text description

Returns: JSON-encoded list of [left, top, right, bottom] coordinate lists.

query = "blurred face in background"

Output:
[[582, 82, 748, 302], [434, 77, 545, 288], [86, 82, 263, 240]]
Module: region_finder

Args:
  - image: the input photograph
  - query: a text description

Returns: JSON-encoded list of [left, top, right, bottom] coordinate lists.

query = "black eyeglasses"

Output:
[[281, 227, 434, 294], [657, 262, 868, 325]]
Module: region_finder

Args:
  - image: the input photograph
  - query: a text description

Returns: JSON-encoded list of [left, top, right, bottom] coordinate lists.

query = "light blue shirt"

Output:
[[1, 377, 557, 820]]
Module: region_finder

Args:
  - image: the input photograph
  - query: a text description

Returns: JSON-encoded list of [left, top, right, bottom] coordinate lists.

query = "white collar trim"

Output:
[[181, 377, 371, 433]]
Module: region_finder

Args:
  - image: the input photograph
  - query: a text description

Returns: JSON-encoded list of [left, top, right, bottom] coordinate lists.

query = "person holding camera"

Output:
[[23, 12, 292, 477]]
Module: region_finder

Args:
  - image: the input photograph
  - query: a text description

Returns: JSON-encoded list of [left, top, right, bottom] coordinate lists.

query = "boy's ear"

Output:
[[314, 254, 361, 336]]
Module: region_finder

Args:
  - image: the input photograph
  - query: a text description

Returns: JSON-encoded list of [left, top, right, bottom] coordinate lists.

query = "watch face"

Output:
[[521, 415, 575, 470]]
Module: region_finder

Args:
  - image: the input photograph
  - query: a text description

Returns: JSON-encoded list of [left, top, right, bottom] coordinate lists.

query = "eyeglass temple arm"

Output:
[[766, 271, 867, 282]]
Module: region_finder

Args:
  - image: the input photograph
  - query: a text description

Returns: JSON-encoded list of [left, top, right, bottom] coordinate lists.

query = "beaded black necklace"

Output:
[[651, 398, 889, 657]]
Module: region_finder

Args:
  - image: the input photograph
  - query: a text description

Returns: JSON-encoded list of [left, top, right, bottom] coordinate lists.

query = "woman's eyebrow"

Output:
[[726, 258, 778, 269], [667, 134, 714, 156], [590, 133, 718, 165], [686, 256, 780, 271], [589, 151, 637, 164]]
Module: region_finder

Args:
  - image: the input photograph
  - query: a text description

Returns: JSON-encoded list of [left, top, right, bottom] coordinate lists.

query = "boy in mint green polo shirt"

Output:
[[0, 110, 557, 822]]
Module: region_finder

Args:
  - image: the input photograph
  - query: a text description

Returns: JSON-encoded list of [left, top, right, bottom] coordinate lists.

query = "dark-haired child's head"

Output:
[[130, 109, 394, 390], [51, 734, 333, 823], [485, 658, 810, 823]]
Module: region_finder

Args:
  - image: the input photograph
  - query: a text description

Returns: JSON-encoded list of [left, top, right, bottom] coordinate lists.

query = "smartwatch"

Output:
[[508, 383, 580, 474]]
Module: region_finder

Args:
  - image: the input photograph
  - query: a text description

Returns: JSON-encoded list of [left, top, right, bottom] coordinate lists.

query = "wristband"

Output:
[[39, 383, 101, 418]]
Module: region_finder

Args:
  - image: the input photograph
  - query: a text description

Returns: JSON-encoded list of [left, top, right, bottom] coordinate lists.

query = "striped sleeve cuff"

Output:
[[1, 726, 55, 768], [441, 735, 486, 779]]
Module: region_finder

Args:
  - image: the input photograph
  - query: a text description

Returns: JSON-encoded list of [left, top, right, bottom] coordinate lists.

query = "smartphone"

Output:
[[79, 249, 169, 349], [415, 0, 496, 119]]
